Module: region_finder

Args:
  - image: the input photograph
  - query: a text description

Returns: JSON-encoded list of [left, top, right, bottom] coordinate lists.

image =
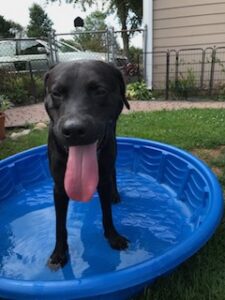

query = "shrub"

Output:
[[0, 70, 44, 105], [170, 69, 197, 99], [0, 95, 12, 112], [126, 81, 152, 100], [5, 76, 30, 105], [217, 85, 225, 101], [34, 75, 45, 100]]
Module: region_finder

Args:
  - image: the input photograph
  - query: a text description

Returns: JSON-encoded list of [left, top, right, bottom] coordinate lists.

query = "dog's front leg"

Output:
[[98, 178, 129, 250], [97, 135, 129, 251], [48, 185, 69, 270], [111, 167, 121, 204]]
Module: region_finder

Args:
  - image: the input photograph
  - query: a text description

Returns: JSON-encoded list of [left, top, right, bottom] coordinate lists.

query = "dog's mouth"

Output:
[[64, 142, 99, 202]]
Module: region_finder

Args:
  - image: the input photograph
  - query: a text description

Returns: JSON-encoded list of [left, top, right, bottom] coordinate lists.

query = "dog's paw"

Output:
[[108, 234, 129, 250], [47, 249, 69, 271]]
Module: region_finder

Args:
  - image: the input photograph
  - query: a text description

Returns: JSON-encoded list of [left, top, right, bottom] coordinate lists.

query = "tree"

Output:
[[60, 11, 119, 52], [74, 11, 107, 52], [48, 0, 143, 57], [27, 3, 53, 37], [0, 15, 23, 38]]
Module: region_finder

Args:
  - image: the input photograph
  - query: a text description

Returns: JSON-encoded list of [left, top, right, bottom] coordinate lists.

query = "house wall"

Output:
[[153, 0, 225, 50], [151, 0, 225, 90]]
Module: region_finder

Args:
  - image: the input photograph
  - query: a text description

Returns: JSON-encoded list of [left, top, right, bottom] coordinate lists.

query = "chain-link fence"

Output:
[[48, 28, 146, 84], [0, 31, 225, 104], [0, 29, 146, 105], [50, 30, 110, 64], [0, 38, 49, 105]]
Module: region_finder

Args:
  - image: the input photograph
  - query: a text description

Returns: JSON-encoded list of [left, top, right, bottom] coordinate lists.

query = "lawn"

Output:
[[0, 108, 225, 300]]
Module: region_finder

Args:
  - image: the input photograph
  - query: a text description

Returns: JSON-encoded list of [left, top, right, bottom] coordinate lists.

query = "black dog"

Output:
[[44, 60, 130, 269]]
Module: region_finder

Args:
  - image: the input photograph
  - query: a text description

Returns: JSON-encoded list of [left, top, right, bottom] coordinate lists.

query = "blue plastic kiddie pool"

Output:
[[0, 137, 223, 300]]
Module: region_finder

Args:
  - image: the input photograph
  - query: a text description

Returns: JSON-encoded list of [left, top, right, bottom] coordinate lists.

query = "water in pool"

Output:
[[0, 170, 192, 281]]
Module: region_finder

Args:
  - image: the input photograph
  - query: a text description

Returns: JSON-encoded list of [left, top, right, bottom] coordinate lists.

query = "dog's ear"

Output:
[[44, 72, 53, 121], [110, 63, 130, 110], [44, 66, 56, 122], [117, 69, 130, 110], [44, 72, 49, 96], [44, 64, 56, 95]]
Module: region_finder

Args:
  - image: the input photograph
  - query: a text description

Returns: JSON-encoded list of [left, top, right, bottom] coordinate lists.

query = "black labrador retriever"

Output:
[[44, 60, 130, 269]]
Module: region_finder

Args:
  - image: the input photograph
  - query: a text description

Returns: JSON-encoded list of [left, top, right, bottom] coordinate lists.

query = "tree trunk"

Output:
[[121, 22, 129, 58], [116, 0, 130, 58]]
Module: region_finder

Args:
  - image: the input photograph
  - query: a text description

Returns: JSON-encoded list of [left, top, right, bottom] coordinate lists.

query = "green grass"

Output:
[[1, 108, 225, 300], [0, 129, 48, 160], [1, 109, 225, 159], [118, 109, 225, 149]]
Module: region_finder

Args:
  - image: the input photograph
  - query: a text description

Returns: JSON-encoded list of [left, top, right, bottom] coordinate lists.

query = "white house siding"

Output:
[[153, 0, 225, 50], [152, 0, 225, 89]]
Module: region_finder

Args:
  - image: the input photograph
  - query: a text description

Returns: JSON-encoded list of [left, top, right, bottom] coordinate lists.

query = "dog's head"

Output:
[[44, 60, 129, 146]]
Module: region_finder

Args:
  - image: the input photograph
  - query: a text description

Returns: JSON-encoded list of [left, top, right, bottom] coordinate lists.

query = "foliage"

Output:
[[216, 58, 225, 100], [0, 95, 11, 112], [217, 85, 225, 101], [126, 81, 152, 100], [48, 0, 143, 56], [170, 69, 197, 99], [129, 46, 142, 64], [0, 15, 23, 38], [34, 76, 45, 100], [0, 70, 44, 105], [74, 11, 107, 52], [27, 4, 53, 37], [110, 0, 142, 57]]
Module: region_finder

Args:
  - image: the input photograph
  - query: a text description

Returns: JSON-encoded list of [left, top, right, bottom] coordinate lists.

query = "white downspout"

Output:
[[143, 0, 153, 89]]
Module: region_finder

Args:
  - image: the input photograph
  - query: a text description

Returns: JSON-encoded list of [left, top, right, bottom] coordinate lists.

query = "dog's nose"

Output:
[[62, 120, 87, 139]]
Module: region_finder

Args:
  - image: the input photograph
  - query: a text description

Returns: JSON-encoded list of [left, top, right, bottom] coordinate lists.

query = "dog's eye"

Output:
[[89, 83, 108, 98], [94, 88, 108, 97], [50, 90, 63, 108], [51, 91, 62, 99]]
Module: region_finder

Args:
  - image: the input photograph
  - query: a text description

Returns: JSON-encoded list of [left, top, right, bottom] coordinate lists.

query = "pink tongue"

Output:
[[64, 142, 99, 202]]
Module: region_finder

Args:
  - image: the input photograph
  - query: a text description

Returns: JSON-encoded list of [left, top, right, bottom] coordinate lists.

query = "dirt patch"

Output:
[[191, 146, 225, 177], [6, 101, 225, 127], [212, 167, 223, 177], [192, 146, 225, 161]]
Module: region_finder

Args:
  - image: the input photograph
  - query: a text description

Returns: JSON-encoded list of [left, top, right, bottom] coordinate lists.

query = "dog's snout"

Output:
[[61, 118, 98, 145], [62, 120, 86, 139]]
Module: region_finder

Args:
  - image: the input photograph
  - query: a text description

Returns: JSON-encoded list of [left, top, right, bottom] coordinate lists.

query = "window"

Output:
[[19, 40, 46, 55], [0, 41, 16, 57]]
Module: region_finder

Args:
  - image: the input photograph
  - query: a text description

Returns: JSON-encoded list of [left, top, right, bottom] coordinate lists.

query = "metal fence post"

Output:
[[48, 31, 54, 66], [28, 61, 37, 102], [110, 27, 116, 64], [50, 30, 59, 64], [165, 50, 170, 100], [209, 48, 216, 96], [54, 31, 59, 64], [142, 25, 148, 83], [200, 49, 205, 89], [175, 51, 179, 90], [106, 28, 110, 63]]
